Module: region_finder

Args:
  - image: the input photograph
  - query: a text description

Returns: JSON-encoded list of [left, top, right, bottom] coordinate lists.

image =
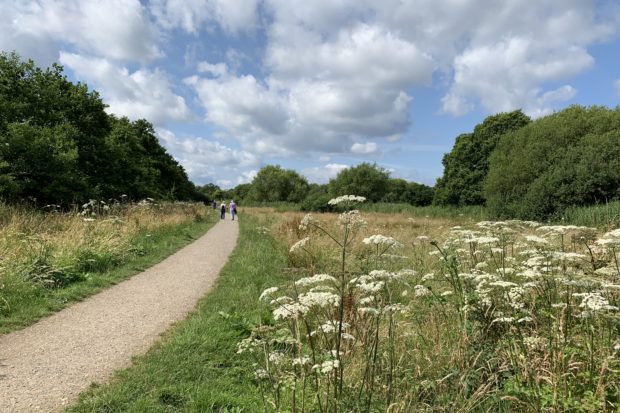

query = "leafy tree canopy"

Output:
[[433, 110, 531, 206], [0, 52, 201, 205], [485, 105, 620, 220], [246, 165, 310, 203], [328, 163, 390, 202]]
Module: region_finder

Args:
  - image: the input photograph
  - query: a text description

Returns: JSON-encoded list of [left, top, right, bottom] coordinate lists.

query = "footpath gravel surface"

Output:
[[0, 219, 238, 412]]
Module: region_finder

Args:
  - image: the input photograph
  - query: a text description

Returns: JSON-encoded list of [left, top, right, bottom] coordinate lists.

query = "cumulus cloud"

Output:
[[435, 1, 614, 116], [156, 128, 260, 185], [184, 0, 618, 158], [60, 53, 192, 125], [150, 0, 260, 34], [0, 0, 161, 65], [351, 142, 380, 155], [302, 163, 349, 183]]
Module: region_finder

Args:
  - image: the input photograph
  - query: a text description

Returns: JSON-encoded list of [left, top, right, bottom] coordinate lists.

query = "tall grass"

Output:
[[243, 204, 620, 412], [0, 201, 213, 333], [560, 201, 620, 229]]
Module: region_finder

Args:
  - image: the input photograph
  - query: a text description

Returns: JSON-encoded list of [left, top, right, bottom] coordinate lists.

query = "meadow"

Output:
[[65, 200, 620, 412], [0, 200, 213, 333]]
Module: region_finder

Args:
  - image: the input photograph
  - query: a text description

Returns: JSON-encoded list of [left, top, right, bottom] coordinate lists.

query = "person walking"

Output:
[[220, 202, 226, 220], [229, 200, 236, 221]]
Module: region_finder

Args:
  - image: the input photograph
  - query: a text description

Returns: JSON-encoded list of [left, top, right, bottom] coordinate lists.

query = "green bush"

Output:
[[485, 105, 620, 220]]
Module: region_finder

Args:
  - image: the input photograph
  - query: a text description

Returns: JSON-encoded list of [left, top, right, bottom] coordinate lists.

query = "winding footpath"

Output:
[[0, 219, 238, 412]]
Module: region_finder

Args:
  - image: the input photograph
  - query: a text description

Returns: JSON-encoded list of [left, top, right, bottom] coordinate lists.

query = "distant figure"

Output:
[[229, 200, 236, 221], [212, 200, 216, 209], [220, 202, 226, 220]]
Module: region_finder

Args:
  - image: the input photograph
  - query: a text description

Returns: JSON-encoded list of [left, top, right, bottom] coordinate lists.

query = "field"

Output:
[[0, 201, 214, 333], [66, 203, 620, 412]]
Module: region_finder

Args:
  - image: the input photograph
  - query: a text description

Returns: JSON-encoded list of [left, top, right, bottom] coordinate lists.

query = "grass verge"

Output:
[[67, 214, 288, 412], [0, 215, 216, 334]]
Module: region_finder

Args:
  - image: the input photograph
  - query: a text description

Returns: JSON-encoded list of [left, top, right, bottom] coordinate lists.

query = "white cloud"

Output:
[[302, 163, 349, 183], [442, 36, 591, 117], [0, 0, 161, 65], [150, 0, 260, 35], [59, 53, 191, 125], [156, 128, 260, 186], [350, 142, 380, 155]]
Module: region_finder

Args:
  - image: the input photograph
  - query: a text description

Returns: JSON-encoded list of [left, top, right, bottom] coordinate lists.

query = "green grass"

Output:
[[0, 216, 216, 334], [559, 201, 620, 229], [67, 214, 289, 413]]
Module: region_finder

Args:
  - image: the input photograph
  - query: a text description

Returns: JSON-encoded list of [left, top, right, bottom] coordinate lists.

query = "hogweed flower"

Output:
[[328, 195, 366, 205], [290, 237, 310, 253], [362, 234, 403, 249], [295, 273, 337, 287], [338, 210, 367, 228]]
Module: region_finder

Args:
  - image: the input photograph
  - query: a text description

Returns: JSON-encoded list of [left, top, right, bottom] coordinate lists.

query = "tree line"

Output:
[[204, 105, 620, 220], [433, 106, 620, 220], [0, 52, 204, 206], [198, 163, 434, 211]]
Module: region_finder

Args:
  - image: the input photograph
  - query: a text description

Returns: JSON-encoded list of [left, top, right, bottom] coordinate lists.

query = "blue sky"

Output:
[[2, 0, 619, 188]]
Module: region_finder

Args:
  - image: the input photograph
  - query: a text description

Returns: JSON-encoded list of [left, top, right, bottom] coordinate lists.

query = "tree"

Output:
[[246, 165, 310, 202], [328, 163, 390, 202], [433, 110, 531, 206], [0, 52, 201, 204], [485, 105, 620, 219]]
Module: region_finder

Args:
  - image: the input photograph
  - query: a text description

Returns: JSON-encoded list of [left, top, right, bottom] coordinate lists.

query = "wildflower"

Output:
[[259, 287, 279, 302], [293, 356, 311, 366], [338, 210, 367, 228], [397, 269, 416, 277], [298, 292, 340, 308], [421, 273, 434, 282], [82, 218, 96, 222], [299, 214, 317, 231], [595, 267, 618, 277], [358, 307, 380, 316], [492, 317, 515, 323], [255, 368, 269, 379], [295, 273, 336, 287], [414, 284, 431, 297], [579, 293, 618, 312], [525, 235, 549, 244], [416, 235, 430, 242], [440, 290, 453, 297], [369, 270, 399, 280], [290, 237, 310, 253], [362, 234, 403, 248], [273, 302, 309, 320], [523, 336, 548, 350], [356, 280, 384, 294], [328, 195, 366, 205], [313, 360, 340, 374]]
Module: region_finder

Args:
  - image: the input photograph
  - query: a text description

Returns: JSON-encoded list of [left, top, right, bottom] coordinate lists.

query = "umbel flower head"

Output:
[[328, 195, 366, 206]]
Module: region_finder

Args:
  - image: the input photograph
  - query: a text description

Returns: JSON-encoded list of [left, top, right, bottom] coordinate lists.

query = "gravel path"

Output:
[[0, 219, 238, 412]]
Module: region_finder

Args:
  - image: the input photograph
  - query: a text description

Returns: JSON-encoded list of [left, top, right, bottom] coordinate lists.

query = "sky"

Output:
[[2, 0, 620, 189]]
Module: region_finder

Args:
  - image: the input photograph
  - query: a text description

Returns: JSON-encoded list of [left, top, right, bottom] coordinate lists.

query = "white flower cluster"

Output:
[[338, 210, 367, 228], [596, 229, 620, 247], [327, 195, 366, 205], [578, 292, 618, 312], [290, 237, 310, 253], [312, 359, 340, 374], [259, 287, 279, 302], [298, 214, 317, 231], [362, 234, 403, 248], [295, 273, 337, 287]]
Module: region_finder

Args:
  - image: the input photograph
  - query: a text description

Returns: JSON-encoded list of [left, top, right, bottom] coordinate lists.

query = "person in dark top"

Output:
[[220, 202, 226, 220]]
